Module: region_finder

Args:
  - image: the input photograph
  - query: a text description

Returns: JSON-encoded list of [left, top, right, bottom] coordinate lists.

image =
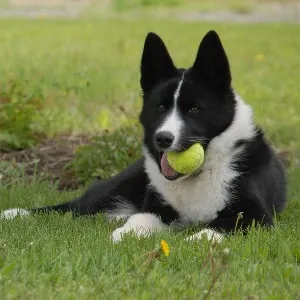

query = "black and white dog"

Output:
[[1, 31, 287, 243]]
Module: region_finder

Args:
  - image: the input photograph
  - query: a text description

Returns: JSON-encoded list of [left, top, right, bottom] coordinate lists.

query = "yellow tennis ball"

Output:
[[167, 143, 204, 175]]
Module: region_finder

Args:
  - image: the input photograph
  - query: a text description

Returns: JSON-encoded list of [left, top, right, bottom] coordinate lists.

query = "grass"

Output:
[[0, 17, 300, 299], [0, 19, 299, 151], [1, 170, 300, 299]]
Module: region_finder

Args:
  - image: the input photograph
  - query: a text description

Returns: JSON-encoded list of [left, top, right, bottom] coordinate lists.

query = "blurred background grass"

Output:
[[0, 0, 299, 181]]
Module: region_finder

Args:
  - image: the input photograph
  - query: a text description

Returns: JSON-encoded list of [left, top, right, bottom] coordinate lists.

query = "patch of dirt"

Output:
[[0, 134, 91, 190], [0, 132, 292, 192]]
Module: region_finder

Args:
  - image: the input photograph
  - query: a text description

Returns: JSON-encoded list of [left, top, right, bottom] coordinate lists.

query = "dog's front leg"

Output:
[[112, 188, 179, 243], [112, 213, 166, 243]]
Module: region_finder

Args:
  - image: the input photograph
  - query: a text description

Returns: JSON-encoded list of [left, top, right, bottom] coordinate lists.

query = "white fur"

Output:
[[107, 214, 129, 222], [173, 74, 185, 103], [185, 229, 224, 243], [0, 208, 30, 220], [112, 213, 166, 243], [156, 109, 183, 148], [156, 75, 185, 148], [144, 94, 255, 224]]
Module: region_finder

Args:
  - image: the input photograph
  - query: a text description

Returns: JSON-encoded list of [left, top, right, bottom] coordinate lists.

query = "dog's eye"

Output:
[[188, 107, 200, 115], [157, 105, 166, 112]]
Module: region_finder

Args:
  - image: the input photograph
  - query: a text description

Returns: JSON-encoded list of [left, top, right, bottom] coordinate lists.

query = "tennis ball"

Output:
[[167, 143, 204, 175]]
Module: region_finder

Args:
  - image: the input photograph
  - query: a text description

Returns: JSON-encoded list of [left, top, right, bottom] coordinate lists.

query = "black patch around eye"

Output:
[[157, 104, 166, 112]]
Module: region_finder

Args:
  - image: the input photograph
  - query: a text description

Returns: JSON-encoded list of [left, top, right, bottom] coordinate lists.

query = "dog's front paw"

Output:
[[185, 229, 224, 244], [111, 213, 166, 243], [111, 223, 153, 243], [112, 226, 130, 243]]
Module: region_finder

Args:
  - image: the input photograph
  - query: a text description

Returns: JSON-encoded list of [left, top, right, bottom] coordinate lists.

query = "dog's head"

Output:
[[139, 31, 236, 180]]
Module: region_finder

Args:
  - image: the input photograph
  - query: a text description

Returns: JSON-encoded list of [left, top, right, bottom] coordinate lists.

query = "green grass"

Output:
[[1, 169, 300, 299], [1, 18, 300, 299], [0, 20, 299, 152]]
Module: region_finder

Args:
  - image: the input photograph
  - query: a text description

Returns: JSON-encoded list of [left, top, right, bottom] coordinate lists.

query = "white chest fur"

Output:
[[145, 145, 238, 223], [144, 95, 256, 224]]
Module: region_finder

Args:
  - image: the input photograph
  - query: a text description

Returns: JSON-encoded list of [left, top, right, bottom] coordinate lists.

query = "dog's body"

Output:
[[1, 31, 287, 243]]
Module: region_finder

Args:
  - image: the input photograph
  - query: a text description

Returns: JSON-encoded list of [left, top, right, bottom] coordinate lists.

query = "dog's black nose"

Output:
[[155, 131, 174, 149]]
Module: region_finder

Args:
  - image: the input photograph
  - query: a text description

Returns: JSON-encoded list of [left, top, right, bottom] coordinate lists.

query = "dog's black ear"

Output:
[[140, 32, 177, 94], [191, 30, 231, 91]]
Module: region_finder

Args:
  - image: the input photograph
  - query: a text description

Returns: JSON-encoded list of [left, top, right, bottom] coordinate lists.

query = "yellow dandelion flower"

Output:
[[254, 54, 265, 62], [160, 240, 170, 257]]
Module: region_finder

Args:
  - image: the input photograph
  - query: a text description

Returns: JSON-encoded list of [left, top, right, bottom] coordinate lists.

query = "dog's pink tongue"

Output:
[[160, 152, 177, 178]]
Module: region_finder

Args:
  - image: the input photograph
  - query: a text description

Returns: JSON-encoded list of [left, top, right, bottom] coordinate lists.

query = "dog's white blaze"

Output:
[[156, 74, 185, 148], [173, 75, 184, 104], [112, 213, 166, 243], [145, 94, 256, 224], [156, 109, 183, 147]]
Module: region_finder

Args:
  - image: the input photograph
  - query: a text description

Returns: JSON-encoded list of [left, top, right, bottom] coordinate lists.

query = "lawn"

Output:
[[0, 15, 300, 299]]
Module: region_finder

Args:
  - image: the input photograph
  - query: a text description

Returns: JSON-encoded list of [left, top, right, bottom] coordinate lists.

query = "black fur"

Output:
[[213, 129, 286, 231]]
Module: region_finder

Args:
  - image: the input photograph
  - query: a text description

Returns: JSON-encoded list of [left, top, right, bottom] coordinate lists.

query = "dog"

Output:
[[1, 30, 287, 243]]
